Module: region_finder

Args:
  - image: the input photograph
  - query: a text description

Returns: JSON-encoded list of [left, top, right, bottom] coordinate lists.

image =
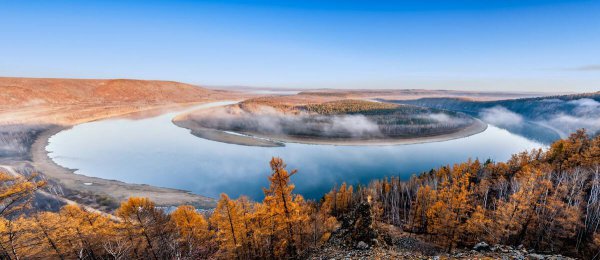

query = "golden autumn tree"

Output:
[[250, 201, 276, 259], [409, 184, 435, 234], [0, 215, 39, 259], [170, 205, 213, 258], [462, 205, 493, 244], [235, 195, 258, 258], [582, 134, 600, 167], [322, 182, 354, 217], [493, 166, 551, 246], [0, 169, 46, 259], [425, 162, 474, 251], [211, 193, 247, 259], [310, 201, 338, 247], [262, 157, 309, 258], [58, 205, 113, 259], [116, 197, 172, 260], [0, 171, 45, 218], [31, 211, 70, 259]]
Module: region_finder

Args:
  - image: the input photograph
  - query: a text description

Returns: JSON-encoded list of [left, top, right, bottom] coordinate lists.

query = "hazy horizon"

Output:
[[1, 0, 599, 92]]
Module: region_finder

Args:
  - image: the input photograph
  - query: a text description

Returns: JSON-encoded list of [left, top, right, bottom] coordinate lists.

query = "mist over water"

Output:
[[479, 98, 600, 139], [47, 104, 544, 200], [193, 106, 385, 138]]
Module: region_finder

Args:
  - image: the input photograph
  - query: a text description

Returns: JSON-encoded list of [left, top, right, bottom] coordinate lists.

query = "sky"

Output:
[[1, 0, 599, 92]]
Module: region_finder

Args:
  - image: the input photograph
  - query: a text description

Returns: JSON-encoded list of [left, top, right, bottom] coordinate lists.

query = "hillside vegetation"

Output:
[[0, 130, 597, 259]]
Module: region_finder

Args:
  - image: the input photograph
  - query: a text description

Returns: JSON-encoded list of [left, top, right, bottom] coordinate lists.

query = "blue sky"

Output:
[[1, 0, 599, 92]]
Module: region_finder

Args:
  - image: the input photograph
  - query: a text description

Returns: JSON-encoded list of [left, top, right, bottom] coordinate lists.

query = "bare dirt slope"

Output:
[[0, 77, 239, 125], [0, 77, 228, 106]]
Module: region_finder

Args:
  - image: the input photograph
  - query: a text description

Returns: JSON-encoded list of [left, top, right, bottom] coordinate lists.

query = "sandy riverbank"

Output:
[[5, 102, 233, 210], [173, 113, 284, 147], [31, 123, 216, 209]]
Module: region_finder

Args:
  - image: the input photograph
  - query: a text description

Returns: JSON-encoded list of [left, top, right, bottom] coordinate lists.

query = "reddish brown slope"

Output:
[[0, 77, 230, 107], [0, 77, 242, 125]]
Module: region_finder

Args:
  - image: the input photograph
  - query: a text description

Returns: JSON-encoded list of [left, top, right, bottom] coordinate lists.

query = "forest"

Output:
[[0, 130, 599, 259]]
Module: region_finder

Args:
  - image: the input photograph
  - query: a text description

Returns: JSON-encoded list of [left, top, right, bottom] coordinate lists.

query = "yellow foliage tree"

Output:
[[262, 157, 309, 257], [0, 171, 45, 217], [116, 197, 171, 259], [211, 193, 246, 258], [170, 205, 212, 258], [425, 163, 473, 251], [493, 166, 551, 245]]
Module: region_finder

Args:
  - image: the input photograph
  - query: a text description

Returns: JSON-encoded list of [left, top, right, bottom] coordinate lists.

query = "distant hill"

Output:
[[385, 92, 600, 142], [297, 89, 548, 101], [0, 77, 229, 107]]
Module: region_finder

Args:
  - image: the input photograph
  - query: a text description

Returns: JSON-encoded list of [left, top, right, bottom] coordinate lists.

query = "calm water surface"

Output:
[[47, 102, 544, 200]]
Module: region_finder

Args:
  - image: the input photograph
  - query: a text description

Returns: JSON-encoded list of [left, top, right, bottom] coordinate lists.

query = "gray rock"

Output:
[[528, 253, 545, 260], [473, 241, 490, 251], [356, 241, 369, 250], [514, 252, 525, 260]]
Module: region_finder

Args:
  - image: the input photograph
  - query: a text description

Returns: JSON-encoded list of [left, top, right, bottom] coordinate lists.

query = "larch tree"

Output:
[[170, 205, 213, 258], [211, 193, 246, 259], [493, 166, 551, 246], [0, 171, 45, 218], [262, 157, 309, 258], [425, 163, 474, 251], [116, 197, 172, 260], [59, 204, 112, 260]]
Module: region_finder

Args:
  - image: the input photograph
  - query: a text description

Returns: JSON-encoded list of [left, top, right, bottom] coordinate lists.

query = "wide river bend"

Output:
[[47, 102, 544, 200]]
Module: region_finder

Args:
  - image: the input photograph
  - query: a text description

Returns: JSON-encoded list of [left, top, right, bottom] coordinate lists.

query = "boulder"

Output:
[[473, 241, 490, 251], [356, 241, 369, 250]]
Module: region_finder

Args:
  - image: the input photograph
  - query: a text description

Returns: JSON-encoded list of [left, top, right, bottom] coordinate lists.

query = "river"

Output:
[[46, 102, 545, 200]]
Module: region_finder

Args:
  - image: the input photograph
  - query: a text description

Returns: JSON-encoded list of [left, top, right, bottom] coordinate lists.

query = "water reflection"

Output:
[[47, 103, 544, 200]]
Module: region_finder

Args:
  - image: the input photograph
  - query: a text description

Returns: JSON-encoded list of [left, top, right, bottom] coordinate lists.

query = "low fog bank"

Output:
[[193, 107, 384, 138], [189, 105, 475, 139], [542, 98, 600, 137], [480, 106, 524, 128], [479, 98, 600, 138]]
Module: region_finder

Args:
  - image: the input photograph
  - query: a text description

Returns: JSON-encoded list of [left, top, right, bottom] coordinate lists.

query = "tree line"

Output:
[[0, 130, 598, 259]]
